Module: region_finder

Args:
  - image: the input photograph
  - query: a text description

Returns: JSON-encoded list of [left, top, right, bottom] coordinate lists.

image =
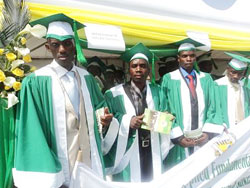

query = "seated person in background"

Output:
[[215, 52, 250, 127], [157, 56, 178, 84], [197, 52, 222, 80], [87, 56, 106, 90], [114, 66, 125, 85], [103, 64, 116, 92]]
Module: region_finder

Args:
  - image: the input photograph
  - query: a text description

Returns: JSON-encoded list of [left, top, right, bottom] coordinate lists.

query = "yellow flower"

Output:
[[20, 37, 27, 45], [0, 48, 4, 55], [30, 66, 37, 72], [23, 54, 32, 63], [13, 81, 22, 91], [12, 68, 24, 77], [6, 52, 17, 62], [4, 85, 11, 90], [0, 70, 6, 82]]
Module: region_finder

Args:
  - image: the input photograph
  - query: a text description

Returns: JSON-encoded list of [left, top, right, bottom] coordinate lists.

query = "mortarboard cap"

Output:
[[178, 43, 196, 53], [30, 13, 86, 65], [197, 53, 211, 63], [165, 56, 177, 63], [158, 62, 167, 68], [225, 52, 250, 71], [121, 43, 159, 64], [105, 64, 116, 73], [197, 52, 218, 70], [228, 59, 247, 71], [158, 56, 177, 68], [30, 13, 83, 40], [87, 56, 106, 72]]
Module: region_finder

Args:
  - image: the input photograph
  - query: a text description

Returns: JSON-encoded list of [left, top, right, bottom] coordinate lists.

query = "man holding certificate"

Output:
[[104, 43, 171, 182]]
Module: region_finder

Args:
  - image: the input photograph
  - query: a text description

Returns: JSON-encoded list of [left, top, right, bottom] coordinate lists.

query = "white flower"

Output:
[[7, 93, 19, 109], [14, 47, 30, 56], [18, 24, 31, 35], [19, 24, 47, 38], [3, 76, 16, 87], [12, 59, 24, 70]]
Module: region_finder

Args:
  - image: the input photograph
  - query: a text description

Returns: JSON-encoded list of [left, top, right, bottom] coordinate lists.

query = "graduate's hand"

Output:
[[179, 137, 196, 148], [195, 133, 209, 146], [100, 107, 113, 127], [130, 114, 145, 129]]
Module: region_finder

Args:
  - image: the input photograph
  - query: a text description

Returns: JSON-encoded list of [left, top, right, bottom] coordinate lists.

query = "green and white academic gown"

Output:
[[104, 82, 170, 182], [12, 60, 118, 188], [215, 76, 250, 128], [161, 69, 224, 168]]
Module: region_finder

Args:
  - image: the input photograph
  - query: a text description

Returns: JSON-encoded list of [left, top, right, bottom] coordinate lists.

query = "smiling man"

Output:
[[104, 43, 170, 182], [13, 14, 115, 188], [215, 52, 250, 127], [161, 43, 224, 169]]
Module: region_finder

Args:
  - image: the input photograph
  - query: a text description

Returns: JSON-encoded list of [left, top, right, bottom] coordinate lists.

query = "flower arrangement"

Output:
[[0, 0, 46, 108]]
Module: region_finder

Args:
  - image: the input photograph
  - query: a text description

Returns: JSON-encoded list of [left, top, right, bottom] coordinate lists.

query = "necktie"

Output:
[[187, 75, 198, 155], [65, 71, 79, 114], [234, 85, 244, 124], [187, 75, 196, 98]]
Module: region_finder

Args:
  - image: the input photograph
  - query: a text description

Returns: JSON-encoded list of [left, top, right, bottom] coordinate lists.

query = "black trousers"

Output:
[[138, 128, 153, 182]]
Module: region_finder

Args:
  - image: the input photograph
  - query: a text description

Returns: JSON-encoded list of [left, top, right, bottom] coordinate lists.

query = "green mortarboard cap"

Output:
[[197, 53, 211, 63], [105, 64, 116, 73], [178, 43, 196, 53], [158, 56, 177, 68], [30, 13, 87, 65], [121, 43, 158, 84], [87, 56, 106, 72], [225, 52, 250, 71], [30, 13, 83, 31], [197, 52, 218, 69], [121, 43, 158, 64]]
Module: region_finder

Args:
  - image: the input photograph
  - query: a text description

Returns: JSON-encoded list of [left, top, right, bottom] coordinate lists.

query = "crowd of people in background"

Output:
[[87, 56, 125, 93]]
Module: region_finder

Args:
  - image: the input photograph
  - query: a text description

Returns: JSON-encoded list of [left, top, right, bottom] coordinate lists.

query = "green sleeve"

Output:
[[15, 75, 61, 173], [149, 83, 161, 111], [84, 74, 106, 110], [243, 86, 250, 118], [161, 74, 183, 130], [201, 74, 224, 125], [215, 83, 229, 127], [103, 89, 136, 168]]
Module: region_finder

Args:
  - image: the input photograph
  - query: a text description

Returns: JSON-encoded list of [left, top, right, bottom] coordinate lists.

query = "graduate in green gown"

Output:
[[104, 43, 171, 182], [13, 14, 116, 188], [215, 52, 250, 127], [161, 43, 224, 168]]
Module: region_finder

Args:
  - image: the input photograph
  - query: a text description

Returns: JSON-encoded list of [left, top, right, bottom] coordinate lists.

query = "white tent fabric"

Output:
[[28, 0, 250, 32], [26, 0, 250, 51]]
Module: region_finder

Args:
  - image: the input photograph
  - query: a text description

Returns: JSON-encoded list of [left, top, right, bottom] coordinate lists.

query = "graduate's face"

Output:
[[45, 38, 76, 70], [178, 50, 196, 73], [227, 66, 245, 83], [129, 58, 149, 84]]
